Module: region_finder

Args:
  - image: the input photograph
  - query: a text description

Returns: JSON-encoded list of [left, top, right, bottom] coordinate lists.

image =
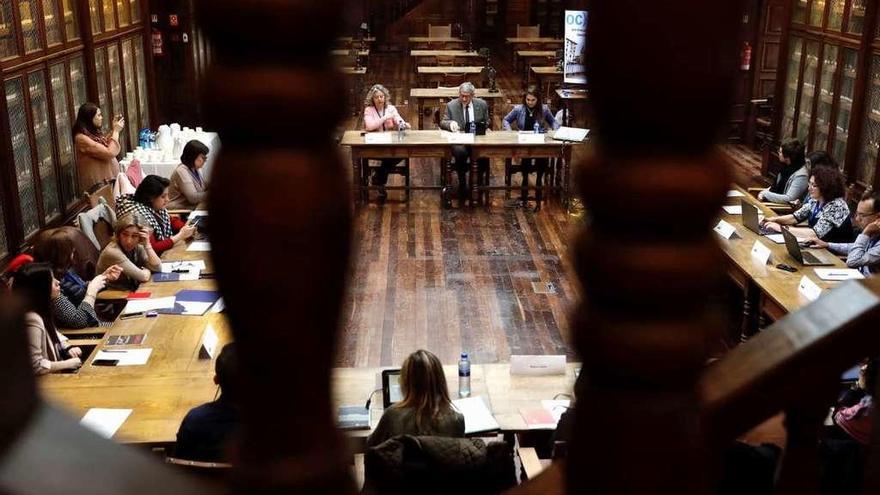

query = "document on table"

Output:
[[122, 296, 176, 314], [80, 408, 132, 438], [726, 190, 746, 198], [541, 399, 571, 422], [93, 348, 153, 366], [721, 205, 742, 215], [551, 126, 589, 142], [161, 260, 207, 272], [186, 241, 211, 252], [814, 268, 865, 281], [452, 396, 500, 434], [442, 131, 475, 144], [764, 233, 810, 244]]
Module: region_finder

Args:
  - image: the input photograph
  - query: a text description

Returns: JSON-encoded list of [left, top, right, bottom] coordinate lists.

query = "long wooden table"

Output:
[[339, 130, 576, 206], [530, 66, 563, 96], [515, 50, 557, 78], [410, 50, 483, 69], [332, 49, 370, 57], [416, 66, 485, 86], [506, 37, 563, 47], [719, 186, 848, 340], [409, 36, 467, 49], [409, 86, 506, 129]]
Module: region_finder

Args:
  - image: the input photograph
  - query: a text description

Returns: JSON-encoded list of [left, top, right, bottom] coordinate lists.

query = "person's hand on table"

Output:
[[67, 347, 82, 358], [757, 189, 767, 201], [64, 357, 82, 370], [762, 221, 783, 233], [449, 121, 460, 133], [809, 238, 828, 249]]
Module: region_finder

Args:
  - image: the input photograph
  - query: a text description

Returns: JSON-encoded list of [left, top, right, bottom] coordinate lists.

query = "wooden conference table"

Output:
[[416, 65, 484, 86], [340, 129, 577, 206], [410, 50, 483, 69], [718, 186, 848, 340], [409, 86, 506, 129], [40, 227, 577, 448], [408, 36, 468, 49]]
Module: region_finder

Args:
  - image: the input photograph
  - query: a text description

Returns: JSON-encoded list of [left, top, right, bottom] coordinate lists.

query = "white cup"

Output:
[[196, 126, 203, 133]]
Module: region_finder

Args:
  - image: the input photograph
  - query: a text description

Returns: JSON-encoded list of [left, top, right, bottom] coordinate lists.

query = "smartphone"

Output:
[[92, 359, 119, 366], [776, 263, 798, 273]]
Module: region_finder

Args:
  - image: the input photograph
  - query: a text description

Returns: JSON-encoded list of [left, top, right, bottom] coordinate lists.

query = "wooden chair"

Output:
[[504, 158, 552, 210], [77, 197, 116, 251], [440, 72, 466, 87], [165, 456, 232, 481], [436, 55, 455, 67], [360, 158, 411, 201], [428, 23, 451, 38], [517, 24, 540, 38]]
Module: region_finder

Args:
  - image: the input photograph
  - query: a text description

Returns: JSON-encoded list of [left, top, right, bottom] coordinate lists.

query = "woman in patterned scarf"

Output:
[[116, 175, 196, 255], [73, 102, 124, 194]]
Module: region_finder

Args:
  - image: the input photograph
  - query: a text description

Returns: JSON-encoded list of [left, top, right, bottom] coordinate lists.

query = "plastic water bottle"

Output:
[[534, 122, 541, 134], [458, 352, 471, 398], [398, 121, 406, 142], [469, 121, 476, 134]]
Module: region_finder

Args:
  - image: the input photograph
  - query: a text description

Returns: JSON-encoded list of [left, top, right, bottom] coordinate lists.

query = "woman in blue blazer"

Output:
[[502, 86, 560, 210]]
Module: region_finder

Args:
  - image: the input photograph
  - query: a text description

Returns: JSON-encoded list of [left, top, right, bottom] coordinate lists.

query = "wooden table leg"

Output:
[[739, 280, 761, 343], [418, 99, 424, 129], [470, 148, 478, 207], [352, 153, 363, 206]]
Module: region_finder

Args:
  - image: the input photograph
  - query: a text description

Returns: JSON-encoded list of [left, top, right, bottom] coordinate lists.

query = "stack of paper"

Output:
[[726, 190, 746, 198], [452, 396, 500, 434], [814, 268, 865, 281], [122, 296, 176, 315], [186, 241, 211, 252], [721, 205, 742, 215], [80, 408, 132, 438], [93, 348, 153, 366]]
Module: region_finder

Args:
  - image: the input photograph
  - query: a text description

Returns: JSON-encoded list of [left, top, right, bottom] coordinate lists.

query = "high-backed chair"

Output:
[[517, 24, 540, 38], [436, 55, 455, 67], [428, 24, 451, 38], [440, 72, 466, 88], [77, 197, 117, 251]]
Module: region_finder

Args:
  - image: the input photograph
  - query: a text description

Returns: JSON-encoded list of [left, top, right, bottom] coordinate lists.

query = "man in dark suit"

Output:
[[175, 343, 239, 462], [440, 82, 490, 201]]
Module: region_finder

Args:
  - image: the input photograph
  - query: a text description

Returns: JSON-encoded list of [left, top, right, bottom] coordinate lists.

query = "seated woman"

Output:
[[116, 175, 196, 255], [12, 263, 83, 374], [33, 228, 122, 328], [363, 84, 411, 200], [73, 102, 124, 194], [167, 140, 210, 210], [502, 86, 560, 210], [756, 138, 807, 204], [97, 214, 162, 290], [366, 349, 464, 448], [790, 151, 836, 208], [763, 166, 853, 243]]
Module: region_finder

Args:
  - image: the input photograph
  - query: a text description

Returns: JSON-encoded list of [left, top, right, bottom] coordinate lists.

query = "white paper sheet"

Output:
[[365, 132, 393, 144], [517, 133, 546, 144], [210, 297, 225, 313], [189, 210, 209, 217], [509, 355, 566, 375], [160, 260, 207, 273], [122, 296, 176, 314], [540, 399, 571, 422], [726, 190, 746, 198], [764, 234, 810, 244], [452, 396, 499, 434], [94, 348, 153, 366], [80, 408, 132, 438], [186, 241, 212, 252], [722, 205, 742, 215], [814, 268, 865, 281]]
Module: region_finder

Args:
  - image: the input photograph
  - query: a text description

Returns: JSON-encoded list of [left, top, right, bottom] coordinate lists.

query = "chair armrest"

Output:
[[519, 447, 546, 480], [747, 187, 764, 194]]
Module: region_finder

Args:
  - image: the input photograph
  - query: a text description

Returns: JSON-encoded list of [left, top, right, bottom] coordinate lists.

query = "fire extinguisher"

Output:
[[741, 42, 752, 71], [151, 28, 164, 56]]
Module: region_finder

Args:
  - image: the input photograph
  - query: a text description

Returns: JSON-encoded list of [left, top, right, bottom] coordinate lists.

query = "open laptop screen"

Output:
[[381, 369, 403, 408]]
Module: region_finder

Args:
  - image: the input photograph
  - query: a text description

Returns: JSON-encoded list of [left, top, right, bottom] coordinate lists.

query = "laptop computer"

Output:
[[782, 228, 834, 266], [741, 200, 775, 235]]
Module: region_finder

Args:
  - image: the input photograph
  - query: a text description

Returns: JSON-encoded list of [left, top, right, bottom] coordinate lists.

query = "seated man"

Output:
[[440, 82, 490, 202], [175, 343, 239, 462], [814, 192, 880, 276]]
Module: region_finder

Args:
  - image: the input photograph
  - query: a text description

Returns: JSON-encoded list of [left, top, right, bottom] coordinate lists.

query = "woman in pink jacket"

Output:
[[363, 84, 411, 200], [73, 102, 124, 195]]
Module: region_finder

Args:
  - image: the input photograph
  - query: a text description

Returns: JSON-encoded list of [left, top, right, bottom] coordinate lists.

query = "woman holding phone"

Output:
[[73, 102, 125, 194]]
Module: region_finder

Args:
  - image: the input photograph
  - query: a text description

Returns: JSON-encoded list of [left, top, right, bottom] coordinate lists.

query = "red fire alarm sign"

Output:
[[169, 14, 179, 26]]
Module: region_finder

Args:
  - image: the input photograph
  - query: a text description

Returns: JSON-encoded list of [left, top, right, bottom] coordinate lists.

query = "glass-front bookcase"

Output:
[[778, 0, 880, 190]]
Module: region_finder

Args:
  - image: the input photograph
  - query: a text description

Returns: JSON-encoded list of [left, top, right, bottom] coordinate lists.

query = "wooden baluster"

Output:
[[567, 0, 743, 493], [775, 401, 832, 495], [197, 1, 355, 493]]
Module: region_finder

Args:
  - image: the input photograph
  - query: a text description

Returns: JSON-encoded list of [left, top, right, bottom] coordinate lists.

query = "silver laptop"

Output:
[[741, 200, 775, 235], [782, 228, 833, 266]]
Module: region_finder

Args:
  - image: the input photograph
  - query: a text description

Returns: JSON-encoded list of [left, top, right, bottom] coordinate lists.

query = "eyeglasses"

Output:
[[855, 211, 878, 218]]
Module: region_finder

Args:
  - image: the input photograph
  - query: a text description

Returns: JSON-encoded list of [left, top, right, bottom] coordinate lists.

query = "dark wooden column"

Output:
[[198, 1, 355, 493], [568, 0, 743, 493]]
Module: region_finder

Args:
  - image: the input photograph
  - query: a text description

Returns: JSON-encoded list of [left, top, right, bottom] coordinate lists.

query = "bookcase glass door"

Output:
[[814, 44, 839, 151], [857, 55, 880, 186], [29, 71, 60, 222], [810, 0, 826, 27], [107, 43, 126, 151], [848, 0, 867, 35], [133, 35, 149, 129], [833, 48, 857, 166], [50, 62, 76, 206], [122, 37, 138, 146], [69, 55, 87, 112], [796, 41, 821, 143], [6, 78, 40, 237], [42, 0, 62, 46], [781, 37, 803, 138]]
